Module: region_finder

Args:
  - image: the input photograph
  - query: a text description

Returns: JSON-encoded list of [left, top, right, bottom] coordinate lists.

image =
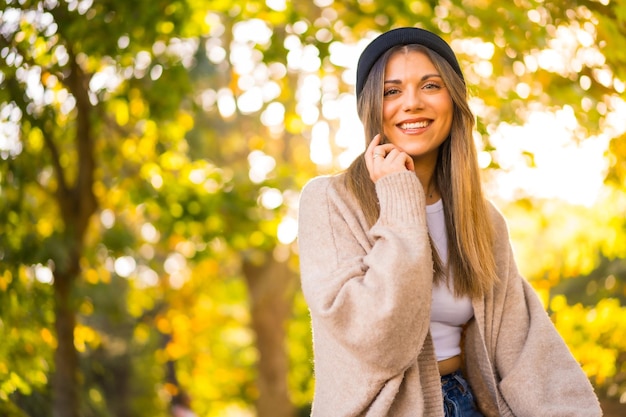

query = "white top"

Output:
[[426, 199, 474, 361]]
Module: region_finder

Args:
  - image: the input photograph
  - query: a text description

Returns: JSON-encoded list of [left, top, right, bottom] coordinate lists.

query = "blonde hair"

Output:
[[345, 44, 498, 298]]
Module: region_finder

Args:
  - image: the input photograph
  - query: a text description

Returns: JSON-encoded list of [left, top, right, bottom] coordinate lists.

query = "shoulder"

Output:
[[485, 200, 510, 240], [301, 175, 332, 196], [302, 173, 347, 192], [299, 172, 368, 232], [300, 173, 350, 205]]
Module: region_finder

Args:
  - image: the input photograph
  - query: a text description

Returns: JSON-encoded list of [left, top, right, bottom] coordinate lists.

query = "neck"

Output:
[[412, 152, 439, 204], [425, 181, 439, 205], [414, 166, 438, 204]]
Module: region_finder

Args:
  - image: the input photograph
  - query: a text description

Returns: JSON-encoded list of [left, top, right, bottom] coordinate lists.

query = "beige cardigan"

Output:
[[297, 171, 601, 417]]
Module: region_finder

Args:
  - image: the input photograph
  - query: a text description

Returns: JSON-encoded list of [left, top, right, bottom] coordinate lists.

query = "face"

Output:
[[382, 49, 453, 163]]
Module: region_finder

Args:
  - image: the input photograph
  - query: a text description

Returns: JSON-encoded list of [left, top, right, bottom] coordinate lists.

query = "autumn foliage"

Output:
[[0, 0, 625, 416]]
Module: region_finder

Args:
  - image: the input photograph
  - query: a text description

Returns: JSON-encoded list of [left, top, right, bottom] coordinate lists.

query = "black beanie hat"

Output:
[[355, 27, 464, 99]]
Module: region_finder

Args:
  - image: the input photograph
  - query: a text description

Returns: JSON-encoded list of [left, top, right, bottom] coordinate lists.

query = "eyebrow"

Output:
[[384, 74, 442, 84]]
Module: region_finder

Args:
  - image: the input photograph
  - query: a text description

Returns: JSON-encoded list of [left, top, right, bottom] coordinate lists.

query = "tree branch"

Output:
[[39, 115, 70, 196]]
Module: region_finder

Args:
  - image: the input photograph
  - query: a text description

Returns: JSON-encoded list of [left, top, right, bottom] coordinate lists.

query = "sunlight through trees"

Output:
[[1, 0, 625, 416]]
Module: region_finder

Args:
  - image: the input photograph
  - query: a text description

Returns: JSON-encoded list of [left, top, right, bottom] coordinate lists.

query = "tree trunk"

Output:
[[53, 269, 81, 417], [49, 49, 97, 417], [243, 254, 298, 417]]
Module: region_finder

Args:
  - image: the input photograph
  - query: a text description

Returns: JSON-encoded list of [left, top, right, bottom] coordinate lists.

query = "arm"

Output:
[[488, 208, 602, 417], [298, 172, 434, 376]]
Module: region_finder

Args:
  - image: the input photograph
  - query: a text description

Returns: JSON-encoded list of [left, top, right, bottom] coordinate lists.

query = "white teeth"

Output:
[[400, 121, 430, 129]]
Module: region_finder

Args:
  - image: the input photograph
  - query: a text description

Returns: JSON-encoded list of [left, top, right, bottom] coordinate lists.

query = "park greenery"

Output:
[[1, 0, 625, 416]]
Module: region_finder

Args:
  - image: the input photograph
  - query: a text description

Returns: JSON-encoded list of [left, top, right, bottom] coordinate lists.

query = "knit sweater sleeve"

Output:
[[487, 206, 602, 417], [298, 171, 434, 377]]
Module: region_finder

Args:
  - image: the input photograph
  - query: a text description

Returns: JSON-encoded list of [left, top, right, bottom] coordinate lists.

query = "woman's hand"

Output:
[[365, 134, 415, 183]]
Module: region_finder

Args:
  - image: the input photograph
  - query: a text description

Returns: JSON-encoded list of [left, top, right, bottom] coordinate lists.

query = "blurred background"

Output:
[[0, 0, 625, 416]]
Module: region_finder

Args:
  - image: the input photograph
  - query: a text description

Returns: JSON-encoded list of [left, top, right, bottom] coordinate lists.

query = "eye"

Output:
[[383, 87, 401, 97], [423, 82, 442, 91]]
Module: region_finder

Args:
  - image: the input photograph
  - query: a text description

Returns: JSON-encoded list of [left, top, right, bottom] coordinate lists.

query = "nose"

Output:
[[403, 87, 423, 112]]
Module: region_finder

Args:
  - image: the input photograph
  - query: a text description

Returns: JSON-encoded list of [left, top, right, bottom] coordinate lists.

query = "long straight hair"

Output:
[[345, 44, 498, 298]]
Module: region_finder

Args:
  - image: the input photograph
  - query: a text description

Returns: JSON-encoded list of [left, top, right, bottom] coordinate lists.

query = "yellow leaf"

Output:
[[134, 323, 150, 345], [550, 294, 567, 312], [84, 268, 99, 285], [40, 328, 56, 348], [0, 270, 12, 291], [156, 316, 172, 334], [177, 111, 194, 131], [36, 218, 54, 238], [114, 100, 130, 126], [28, 128, 44, 152]]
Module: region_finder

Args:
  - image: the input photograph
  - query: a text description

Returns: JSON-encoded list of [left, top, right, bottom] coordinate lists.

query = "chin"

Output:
[[404, 148, 428, 157]]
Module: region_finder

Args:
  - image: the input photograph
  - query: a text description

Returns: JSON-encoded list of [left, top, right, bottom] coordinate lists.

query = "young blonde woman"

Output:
[[297, 27, 601, 416]]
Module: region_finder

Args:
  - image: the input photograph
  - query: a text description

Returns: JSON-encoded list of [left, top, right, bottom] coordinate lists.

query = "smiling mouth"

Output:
[[399, 120, 431, 129]]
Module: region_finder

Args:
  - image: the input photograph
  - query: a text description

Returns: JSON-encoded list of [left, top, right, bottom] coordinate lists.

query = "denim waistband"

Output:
[[441, 369, 463, 384]]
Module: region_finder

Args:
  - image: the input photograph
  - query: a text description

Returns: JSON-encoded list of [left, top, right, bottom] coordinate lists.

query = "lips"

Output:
[[398, 120, 431, 130]]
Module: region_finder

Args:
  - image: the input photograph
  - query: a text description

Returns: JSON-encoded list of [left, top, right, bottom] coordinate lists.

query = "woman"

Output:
[[297, 27, 601, 416]]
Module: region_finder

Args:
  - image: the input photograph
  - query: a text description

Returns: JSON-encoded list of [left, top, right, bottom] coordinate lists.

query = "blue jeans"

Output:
[[441, 370, 483, 417]]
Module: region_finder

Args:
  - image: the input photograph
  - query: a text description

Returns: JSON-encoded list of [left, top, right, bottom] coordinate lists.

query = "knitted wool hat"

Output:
[[355, 27, 464, 99]]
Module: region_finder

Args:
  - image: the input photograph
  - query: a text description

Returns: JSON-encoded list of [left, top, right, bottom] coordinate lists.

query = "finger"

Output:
[[382, 148, 401, 163], [404, 154, 415, 172], [366, 134, 381, 158], [376, 143, 402, 157], [381, 149, 414, 173], [365, 134, 382, 173]]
